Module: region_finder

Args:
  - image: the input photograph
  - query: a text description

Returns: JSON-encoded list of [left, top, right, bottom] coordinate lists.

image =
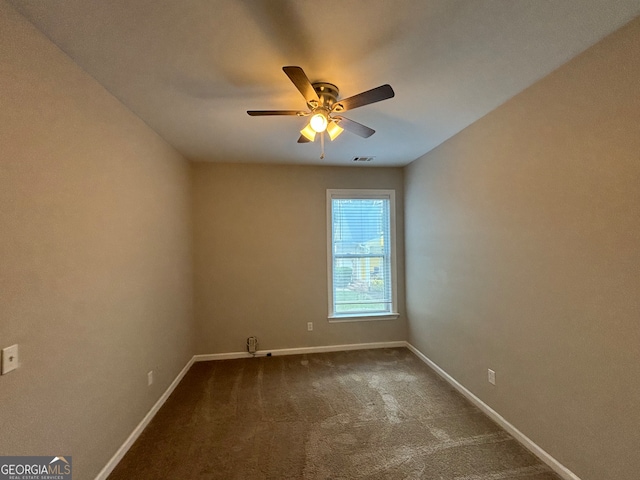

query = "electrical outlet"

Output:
[[307, 322, 313, 331], [2, 344, 19, 375], [488, 368, 496, 385], [147, 371, 154, 386], [247, 336, 258, 354]]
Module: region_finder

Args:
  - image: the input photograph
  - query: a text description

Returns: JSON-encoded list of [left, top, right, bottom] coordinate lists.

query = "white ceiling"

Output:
[[10, 1, 640, 166]]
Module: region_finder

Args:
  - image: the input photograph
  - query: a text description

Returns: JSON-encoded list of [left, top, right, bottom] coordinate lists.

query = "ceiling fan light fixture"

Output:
[[248, 67, 394, 146], [300, 123, 317, 142], [309, 112, 328, 133], [326, 120, 344, 141]]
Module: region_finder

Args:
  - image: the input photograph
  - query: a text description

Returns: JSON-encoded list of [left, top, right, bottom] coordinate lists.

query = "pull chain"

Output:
[[320, 131, 325, 160]]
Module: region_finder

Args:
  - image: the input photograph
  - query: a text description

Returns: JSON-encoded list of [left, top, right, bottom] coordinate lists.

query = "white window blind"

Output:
[[327, 190, 397, 320]]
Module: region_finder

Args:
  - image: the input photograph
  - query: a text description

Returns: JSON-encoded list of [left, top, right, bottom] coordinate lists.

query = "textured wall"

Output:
[[405, 17, 640, 480], [0, 3, 194, 478], [192, 163, 407, 354]]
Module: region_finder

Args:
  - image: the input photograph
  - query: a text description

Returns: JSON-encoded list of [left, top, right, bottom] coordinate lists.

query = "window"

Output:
[[327, 189, 398, 321]]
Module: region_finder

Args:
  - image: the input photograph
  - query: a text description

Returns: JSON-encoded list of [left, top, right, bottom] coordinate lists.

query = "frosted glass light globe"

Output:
[[310, 113, 328, 133]]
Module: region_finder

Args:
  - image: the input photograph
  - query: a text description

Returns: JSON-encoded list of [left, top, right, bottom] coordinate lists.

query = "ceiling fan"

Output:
[[247, 66, 395, 148]]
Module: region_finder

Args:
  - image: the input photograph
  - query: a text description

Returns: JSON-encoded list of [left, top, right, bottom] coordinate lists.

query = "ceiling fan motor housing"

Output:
[[312, 82, 340, 109]]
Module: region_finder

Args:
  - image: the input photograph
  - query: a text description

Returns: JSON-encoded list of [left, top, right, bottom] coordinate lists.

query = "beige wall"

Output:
[[405, 17, 640, 480], [4, 0, 638, 477], [192, 163, 406, 354], [0, 3, 194, 478]]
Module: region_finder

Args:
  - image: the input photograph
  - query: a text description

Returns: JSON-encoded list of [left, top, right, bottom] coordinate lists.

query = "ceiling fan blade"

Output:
[[333, 84, 394, 112], [283, 66, 319, 105], [297, 135, 311, 143], [247, 110, 303, 116], [334, 116, 375, 138]]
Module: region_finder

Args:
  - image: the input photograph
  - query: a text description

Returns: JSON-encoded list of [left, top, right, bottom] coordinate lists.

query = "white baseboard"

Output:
[[94, 356, 195, 480], [405, 343, 581, 480], [193, 340, 407, 362]]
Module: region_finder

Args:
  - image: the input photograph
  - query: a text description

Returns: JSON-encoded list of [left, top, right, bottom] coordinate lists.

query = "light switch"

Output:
[[2, 344, 19, 375]]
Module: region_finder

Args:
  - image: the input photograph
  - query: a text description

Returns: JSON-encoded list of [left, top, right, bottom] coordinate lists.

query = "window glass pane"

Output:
[[331, 197, 392, 315]]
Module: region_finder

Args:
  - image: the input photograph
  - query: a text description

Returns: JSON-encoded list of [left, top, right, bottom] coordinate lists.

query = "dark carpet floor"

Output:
[[108, 348, 560, 479]]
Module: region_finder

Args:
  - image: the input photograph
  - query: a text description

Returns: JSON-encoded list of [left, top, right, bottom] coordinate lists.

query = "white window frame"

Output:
[[327, 189, 399, 322]]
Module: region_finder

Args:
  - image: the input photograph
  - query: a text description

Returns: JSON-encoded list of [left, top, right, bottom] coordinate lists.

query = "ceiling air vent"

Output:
[[352, 156, 374, 162]]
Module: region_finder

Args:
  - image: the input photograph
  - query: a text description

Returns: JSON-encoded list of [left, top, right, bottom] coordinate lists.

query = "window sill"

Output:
[[328, 313, 399, 323]]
